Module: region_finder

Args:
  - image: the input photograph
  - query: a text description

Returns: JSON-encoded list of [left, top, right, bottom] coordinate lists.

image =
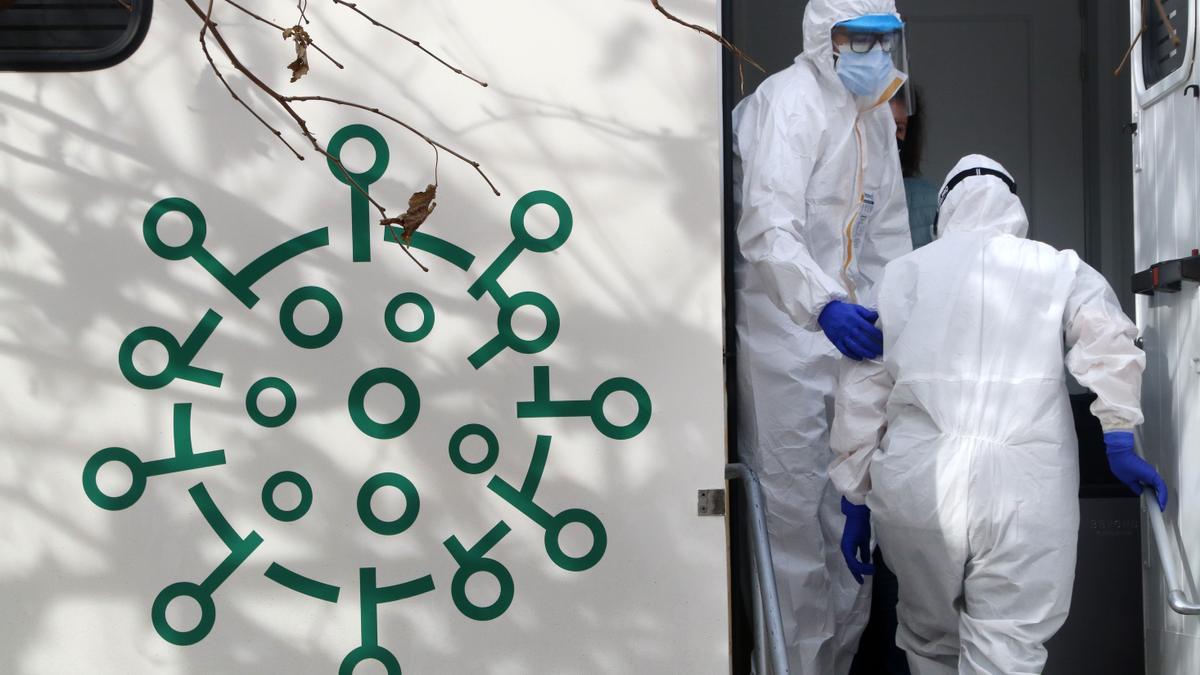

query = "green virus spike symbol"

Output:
[[83, 123, 652, 671]]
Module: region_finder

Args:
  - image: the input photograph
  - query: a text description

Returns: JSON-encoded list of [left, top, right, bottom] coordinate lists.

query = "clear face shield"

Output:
[[831, 16, 913, 112]]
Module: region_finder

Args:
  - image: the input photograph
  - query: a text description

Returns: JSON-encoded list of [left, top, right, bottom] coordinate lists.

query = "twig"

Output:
[[1114, 26, 1145, 77], [650, 0, 764, 95], [182, 0, 495, 272], [286, 95, 499, 195], [181, 0, 495, 203], [329, 0, 488, 87], [382, 219, 429, 271], [1116, 0, 1148, 77], [223, 0, 343, 69], [196, 2, 304, 158], [186, 1, 390, 217], [1153, 0, 1181, 46]]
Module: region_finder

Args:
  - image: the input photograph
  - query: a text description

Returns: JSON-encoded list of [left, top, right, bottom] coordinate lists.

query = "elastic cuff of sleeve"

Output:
[[841, 495, 869, 516], [808, 292, 850, 332]]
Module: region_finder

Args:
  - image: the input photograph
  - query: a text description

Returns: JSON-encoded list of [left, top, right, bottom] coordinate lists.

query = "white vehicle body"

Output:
[[1130, 0, 1200, 672], [0, 2, 731, 673]]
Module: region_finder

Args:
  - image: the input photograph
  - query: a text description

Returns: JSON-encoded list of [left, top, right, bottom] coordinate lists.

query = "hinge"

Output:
[[697, 489, 726, 516]]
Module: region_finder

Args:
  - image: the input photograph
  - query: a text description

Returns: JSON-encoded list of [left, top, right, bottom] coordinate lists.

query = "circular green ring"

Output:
[[118, 326, 180, 390], [261, 470, 313, 522], [356, 472, 420, 536], [510, 190, 573, 253], [448, 424, 499, 475], [144, 197, 207, 261], [245, 377, 298, 428], [590, 377, 653, 440], [497, 291, 560, 355], [451, 558, 515, 622], [82, 446, 147, 511], [151, 581, 216, 646], [280, 286, 343, 350], [347, 367, 421, 439], [384, 292, 435, 343], [544, 508, 608, 572], [339, 645, 402, 675], [326, 124, 390, 186]]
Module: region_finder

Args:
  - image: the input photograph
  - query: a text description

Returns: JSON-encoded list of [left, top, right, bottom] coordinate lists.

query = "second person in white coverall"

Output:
[[733, 1, 913, 672], [830, 155, 1167, 674]]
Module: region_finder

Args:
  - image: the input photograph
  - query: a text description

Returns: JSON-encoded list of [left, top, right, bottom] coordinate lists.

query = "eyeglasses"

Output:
[[832, 28, 900, 54]]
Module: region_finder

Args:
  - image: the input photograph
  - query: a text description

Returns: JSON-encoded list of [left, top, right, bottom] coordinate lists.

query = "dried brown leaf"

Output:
[[282, 25, 311, 83], [382, 184, 438, 244]]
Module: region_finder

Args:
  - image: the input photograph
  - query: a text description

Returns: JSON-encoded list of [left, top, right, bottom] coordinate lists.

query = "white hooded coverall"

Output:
[[733, 1, 912, 672], [830, 155, 1145, 674]]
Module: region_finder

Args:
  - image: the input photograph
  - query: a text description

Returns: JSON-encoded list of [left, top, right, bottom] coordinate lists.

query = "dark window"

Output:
[[1142, 0, 1190, 88], [0, 0, 152, 71]]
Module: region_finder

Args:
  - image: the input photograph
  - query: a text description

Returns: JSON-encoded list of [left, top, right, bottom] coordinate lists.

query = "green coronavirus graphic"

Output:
[[80, 124, 653, 674]]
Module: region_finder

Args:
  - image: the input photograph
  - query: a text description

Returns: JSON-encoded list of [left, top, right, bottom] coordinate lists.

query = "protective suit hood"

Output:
[[936, 154, 1029, 239], [802, 0, 902, 81]]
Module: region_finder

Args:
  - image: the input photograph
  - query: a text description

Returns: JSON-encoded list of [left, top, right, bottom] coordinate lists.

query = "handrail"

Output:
[[1136, 430, 1200, 615], [726, 463, 790, 675]]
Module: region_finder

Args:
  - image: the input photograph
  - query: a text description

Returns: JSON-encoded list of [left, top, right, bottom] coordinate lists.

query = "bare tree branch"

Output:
[[223, 0, 344, 70], [650, 0, 764, 94], [185, 0, 388, 213], [329, 0, 488, 88], [1153, 0, 1181, 46], [182, 0, 495, 199], [181, 0, 509, 272], [286, 94, 498, 196], [195, 3, 304, 158]]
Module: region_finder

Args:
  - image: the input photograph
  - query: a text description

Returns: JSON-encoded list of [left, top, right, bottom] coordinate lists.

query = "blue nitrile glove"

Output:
[[819, 301, 883, 361], [840, 496, 875, 584], [1105, 431, 1169, 512]]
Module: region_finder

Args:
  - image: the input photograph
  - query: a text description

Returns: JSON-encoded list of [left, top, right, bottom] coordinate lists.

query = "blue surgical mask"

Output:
[[835, 45, 894, 97]]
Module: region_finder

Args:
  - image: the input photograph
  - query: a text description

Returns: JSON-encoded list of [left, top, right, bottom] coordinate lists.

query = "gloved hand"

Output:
[[840, 497, 875, 584], [819, 301, 883, 361], [1105, 431, 1169, 512]]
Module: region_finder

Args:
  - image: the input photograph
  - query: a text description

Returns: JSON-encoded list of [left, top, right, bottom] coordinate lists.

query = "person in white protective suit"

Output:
[[732, 1, 913, 672], [829, 154, 1169, 674]]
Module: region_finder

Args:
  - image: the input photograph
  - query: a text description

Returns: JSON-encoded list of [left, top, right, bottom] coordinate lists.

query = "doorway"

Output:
[[722, 2, 1140, 673]]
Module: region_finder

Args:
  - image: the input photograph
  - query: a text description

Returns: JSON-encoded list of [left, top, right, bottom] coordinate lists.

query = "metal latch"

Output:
[[697, 489, 726, 516]]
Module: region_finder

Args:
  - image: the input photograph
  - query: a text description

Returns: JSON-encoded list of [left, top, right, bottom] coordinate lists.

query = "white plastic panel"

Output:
[[0, 2, 730, 673], [1132, 1, 1200, 672]]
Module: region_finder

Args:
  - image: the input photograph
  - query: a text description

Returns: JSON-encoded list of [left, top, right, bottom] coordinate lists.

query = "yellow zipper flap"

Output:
[[841, 123, 867, 301], [872, 76, 904, 110]]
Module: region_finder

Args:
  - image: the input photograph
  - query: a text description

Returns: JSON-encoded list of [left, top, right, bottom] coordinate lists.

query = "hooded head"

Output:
[[803, 0, 902, 78], [935, 154, 1029, 239]]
